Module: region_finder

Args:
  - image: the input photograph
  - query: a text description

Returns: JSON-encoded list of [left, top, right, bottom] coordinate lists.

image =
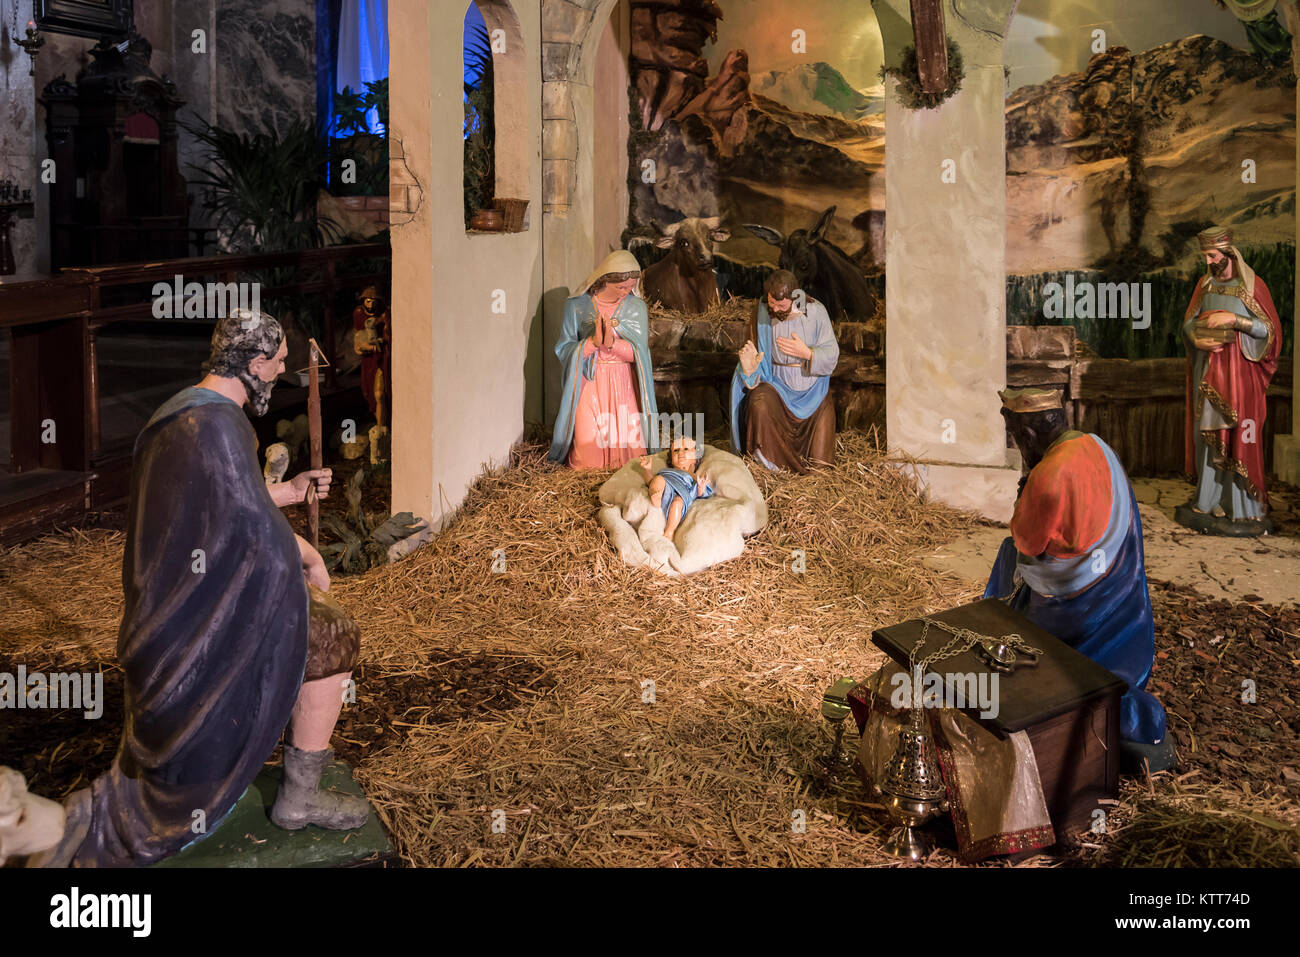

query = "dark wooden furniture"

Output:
[[36, 0, 133, 40], [0, 182, 36, 276], [40, 27, 188, 269], [0, 243, 390, 544], [871, 597, 1124, 835]]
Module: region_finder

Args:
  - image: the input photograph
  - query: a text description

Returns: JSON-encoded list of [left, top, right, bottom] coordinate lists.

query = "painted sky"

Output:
[[705, 0, 1256, 95], [1007, 0, 1252, 89], [706, 1, 885, 93]]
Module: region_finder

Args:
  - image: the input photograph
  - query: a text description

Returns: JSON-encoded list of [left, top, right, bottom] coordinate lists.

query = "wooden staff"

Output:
[[307, 337, 323, 549]]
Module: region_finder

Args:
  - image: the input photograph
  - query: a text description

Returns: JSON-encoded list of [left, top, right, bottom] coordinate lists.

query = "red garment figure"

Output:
[[1181, 229, 1282, 514], [352, 286, 391, 425]]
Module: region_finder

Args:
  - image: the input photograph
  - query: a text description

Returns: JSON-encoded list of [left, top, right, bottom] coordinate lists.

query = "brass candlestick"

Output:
[[820, 677, 858, 771]]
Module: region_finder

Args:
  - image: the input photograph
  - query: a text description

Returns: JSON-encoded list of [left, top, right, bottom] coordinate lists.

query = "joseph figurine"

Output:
[[1176, 225, 1282, 535], [729, 270, 839, 472]]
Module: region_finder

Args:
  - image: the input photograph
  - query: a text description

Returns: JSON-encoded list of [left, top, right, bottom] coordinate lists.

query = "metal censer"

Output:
[[878, 705, 948, 860]]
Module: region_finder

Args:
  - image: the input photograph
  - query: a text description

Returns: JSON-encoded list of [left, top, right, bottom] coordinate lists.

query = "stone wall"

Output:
[[212, 0, 316, 136], [1, 17, 37, 277]]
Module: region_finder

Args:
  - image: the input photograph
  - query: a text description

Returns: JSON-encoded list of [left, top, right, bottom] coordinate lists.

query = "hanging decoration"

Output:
[[880, 35, 965, 111]]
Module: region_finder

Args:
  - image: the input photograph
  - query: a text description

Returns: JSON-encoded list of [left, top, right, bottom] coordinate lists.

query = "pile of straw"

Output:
[[648, 295, 755, 327], [4, 430, 1294, 866], [1090, 797, 1300, 868], [323, 431, 993, 865]]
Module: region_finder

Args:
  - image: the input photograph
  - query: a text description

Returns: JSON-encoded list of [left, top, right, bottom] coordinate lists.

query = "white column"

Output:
[[874, 0, 1022, 522], [389, 0, 544, 532]]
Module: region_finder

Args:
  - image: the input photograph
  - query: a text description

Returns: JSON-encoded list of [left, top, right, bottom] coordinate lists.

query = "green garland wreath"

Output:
[[879, 36, 965, 110]]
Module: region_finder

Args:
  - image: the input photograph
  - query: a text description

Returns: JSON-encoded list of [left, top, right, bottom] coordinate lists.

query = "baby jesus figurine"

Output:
[[638, 437, 715, 542]]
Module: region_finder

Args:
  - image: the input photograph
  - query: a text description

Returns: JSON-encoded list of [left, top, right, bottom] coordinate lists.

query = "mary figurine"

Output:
[[549, 250, 661, 467]]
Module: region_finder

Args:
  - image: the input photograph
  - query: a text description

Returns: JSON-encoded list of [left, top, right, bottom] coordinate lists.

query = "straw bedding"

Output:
[[2, 430, 1297, 867]]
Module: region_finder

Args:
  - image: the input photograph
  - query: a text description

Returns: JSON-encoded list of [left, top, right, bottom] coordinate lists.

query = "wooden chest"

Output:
[[871, 598, 1124, 835]]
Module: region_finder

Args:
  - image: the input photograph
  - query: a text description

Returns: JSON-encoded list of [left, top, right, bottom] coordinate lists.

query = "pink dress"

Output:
[[569, 330, 647, 469]]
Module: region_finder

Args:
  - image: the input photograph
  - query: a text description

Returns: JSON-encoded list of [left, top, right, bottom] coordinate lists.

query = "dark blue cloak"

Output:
[[72, 387, 308, 866]]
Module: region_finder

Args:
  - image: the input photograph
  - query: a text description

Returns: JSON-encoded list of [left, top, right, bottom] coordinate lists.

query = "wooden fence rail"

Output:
[[0, 243, 391, 544]]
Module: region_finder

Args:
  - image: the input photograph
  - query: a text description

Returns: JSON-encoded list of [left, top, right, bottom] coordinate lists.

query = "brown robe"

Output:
[[740, 382, 836, 474]]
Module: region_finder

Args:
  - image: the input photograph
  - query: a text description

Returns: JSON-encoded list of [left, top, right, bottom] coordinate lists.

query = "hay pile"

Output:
[[647, 295, 755, 326], [0, 432, 986, 865], [4, 430, 1295, 867], [1090, 797, 1300, 868], [312, 431, 992, 865]]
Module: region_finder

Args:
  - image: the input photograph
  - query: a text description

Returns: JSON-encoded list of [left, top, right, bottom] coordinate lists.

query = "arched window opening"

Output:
[[463, 0, 528, 233]]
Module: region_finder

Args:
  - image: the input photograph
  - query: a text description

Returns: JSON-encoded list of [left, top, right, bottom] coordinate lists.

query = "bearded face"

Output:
[[1206, 251, 1234, 281], [204, 310, 286, 416], [239, 337, 288, 417], [767, 293, 794, 321], [239, 369, 277, 417]]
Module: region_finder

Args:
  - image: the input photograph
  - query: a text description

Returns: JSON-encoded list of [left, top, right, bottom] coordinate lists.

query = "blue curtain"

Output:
[[337, 0, 389, 133]]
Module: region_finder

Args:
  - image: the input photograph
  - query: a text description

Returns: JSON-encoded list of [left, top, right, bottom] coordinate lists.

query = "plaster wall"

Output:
[[0, 13, 36, 278], [541, 0, 626, 429], [390, 0, 543, 530], [874, 0, 1021, 517]]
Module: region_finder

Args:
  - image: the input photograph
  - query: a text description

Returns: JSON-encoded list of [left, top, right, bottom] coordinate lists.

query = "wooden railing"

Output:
[[0, 243, 391, 543]]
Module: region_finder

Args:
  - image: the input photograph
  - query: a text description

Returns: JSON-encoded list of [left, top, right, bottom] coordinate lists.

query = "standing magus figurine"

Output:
[[1176, 226, 1282, 536]]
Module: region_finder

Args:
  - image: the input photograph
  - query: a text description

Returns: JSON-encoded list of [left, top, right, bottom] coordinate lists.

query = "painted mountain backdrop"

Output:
[[1005, 34, 1295, 274], [751, 62, 885, 121]]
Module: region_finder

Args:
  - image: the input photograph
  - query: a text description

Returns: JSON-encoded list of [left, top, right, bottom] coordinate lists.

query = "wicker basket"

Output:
[[494, 198, 529, 233]]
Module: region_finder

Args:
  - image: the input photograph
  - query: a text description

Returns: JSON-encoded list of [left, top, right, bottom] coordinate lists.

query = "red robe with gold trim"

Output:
[[1183, 276, 1282, 505]]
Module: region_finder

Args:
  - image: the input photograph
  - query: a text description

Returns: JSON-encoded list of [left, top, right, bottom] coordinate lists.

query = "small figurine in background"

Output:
[[638, 436, 714, 542], [276, 413, 310, 465], [1176, 226, 1282, 536], [264, 442, 291, 485], [352, 286, 391, 428], [369, 422, 390, 465]]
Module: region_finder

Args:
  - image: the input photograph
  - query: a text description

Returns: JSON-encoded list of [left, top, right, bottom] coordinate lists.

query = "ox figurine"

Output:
[[641, 217, 731, 314]]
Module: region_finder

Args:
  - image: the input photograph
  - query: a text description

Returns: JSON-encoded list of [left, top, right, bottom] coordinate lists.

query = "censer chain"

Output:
[[907, 618, 1044, 674]]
